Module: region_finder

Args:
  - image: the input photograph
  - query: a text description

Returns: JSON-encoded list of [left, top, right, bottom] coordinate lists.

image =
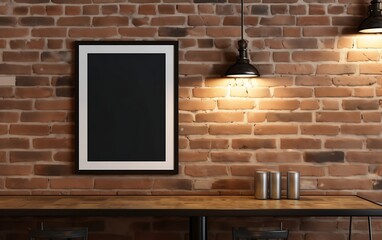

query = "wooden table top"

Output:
[[0, 195, 381, 217]]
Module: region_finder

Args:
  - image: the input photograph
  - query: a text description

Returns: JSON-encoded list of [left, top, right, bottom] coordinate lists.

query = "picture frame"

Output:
[[75, 41, 178, 174]]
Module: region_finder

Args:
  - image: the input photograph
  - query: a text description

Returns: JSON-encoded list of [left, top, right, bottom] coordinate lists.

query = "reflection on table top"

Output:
[[0, 195, 381, 217]]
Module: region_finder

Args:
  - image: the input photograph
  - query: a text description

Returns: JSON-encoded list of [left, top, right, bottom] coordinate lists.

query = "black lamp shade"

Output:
[[225, 0, 260, 78], [225, 59, 260, 78], [359, 0, 382, 33]]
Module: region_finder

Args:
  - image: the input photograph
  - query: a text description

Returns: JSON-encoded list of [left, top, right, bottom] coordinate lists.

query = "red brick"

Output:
[[295, 76, 332, 86], [232, 138, 276, 149], [303, 27, 338, 36], [279, 165, 325, 176], [179, 99, 215, 111], [21, 112, 66, 122], [254, 124, 298, 135], [259, 100, 299, 110], [153, 179, 192, 190], [315, 87, 352, 97], [32, 64, 70, 75], [10, 124, 50, 136], [0, 28, 28, 38], [58, 17, 90, 26], [151, 16, 185, 26], [325, 138, 363, 149], [260, 16, 295, 25], [196, 112, 244, 123], [0, 100, 32, 110], [10, 151, 51, 163], [34, 164, 72, 176], [3, 51, 39, 62], [292, 51, 340, 62], [0, 165, 32, 176], [179, 151, 208, 162], [189, 138, 229, 149], [0, 112, 19, 123], [211, 179, 250, 190], [281, 138, 321, 149], [316, 112, 361, 123], [0, 138, 29, 149], [333, 76, 377, 86], [179, 125, 208, 135], [297, 16, 330, 25], [343, 99, 379, 110], [33, 138, 73, 149], [362, 112, 381, 122], [328, 165, 368, 177], [64, 5, 82, 15], [209, 124, 252, 135], [0, 64, 31, 75], [348, 51, 380, 62], [322, 100, 339, 110], [0, 125, 7, 135], [179, 64, 210, 75], [354, 87, 374, 97], [267, 112, 312, 122], [6, 178, 48, 189], [248, 88, 271, 98], [32, 28, 67, 37], [179, 138, 187, 149], [179, 113, 193, 123], [367, 138, 382, 149], [53, 151, 73, 162], [317, 64, 357, 74], [94, 179, 152, 189], [301, 124, 340, 136], [35, 99, 73, 110], [347, 151, 382, 164], [119, 27, 157, 37], [318, 179, 372, 190], [210, 152, 252, 163], [185, 165, 228, 177], [273, 88, 313, 98], [360, 64, 382, 74], [217, 99, 255, 110], [256, 151, 302, 163], [275, 64, 314, 74], [51, 124, 73, 134], [15, 87, 53, 98], [185, 50, 221, 62], [101, 5, 118, 14], [50, 178, 93, 189], [247, 112, 266, 123], [68, 28, 118, 38], [301, 100, 320, 110]]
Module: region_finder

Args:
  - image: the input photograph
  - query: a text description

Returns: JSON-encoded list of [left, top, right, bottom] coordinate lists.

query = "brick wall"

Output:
[[0, 0, 381, 239]]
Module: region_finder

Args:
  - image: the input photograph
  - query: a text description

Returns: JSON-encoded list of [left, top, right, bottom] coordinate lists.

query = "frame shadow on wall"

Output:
[[75, 41, 178, 174]]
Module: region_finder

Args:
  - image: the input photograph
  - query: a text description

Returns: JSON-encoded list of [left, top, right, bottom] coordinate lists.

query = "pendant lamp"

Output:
[[225, 0, 260, 78], [358, 0, 382, 33]]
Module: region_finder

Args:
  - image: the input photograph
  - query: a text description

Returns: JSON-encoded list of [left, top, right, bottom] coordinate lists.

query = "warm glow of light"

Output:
[[359, 28, 382, 33]]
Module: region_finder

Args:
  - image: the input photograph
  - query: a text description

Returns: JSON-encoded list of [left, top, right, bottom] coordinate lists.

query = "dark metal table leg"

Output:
[[190, 216, 207, 240], [349, 216, 352, 240], [368, 216, 372, 240]]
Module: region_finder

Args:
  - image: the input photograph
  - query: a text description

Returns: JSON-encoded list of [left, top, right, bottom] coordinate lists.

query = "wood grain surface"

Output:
[[0, 195, 380, 217]]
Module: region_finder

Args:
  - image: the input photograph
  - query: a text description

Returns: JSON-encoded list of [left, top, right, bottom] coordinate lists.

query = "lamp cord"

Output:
[[241, 0, 244, 41]]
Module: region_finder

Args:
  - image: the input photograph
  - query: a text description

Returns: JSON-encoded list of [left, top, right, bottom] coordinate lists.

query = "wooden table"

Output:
[[0, 195, 381, 240]]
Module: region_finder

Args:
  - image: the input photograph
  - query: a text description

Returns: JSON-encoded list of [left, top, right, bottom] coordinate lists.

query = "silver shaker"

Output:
[[287, 171, 300, 199], [269, 171, 281, 199], [255, 171, 268, 199]]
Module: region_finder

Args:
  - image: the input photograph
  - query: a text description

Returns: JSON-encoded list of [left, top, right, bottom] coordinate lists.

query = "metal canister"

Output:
[[255, 171, 268, 199], [287, 171, 300, 200], [269, 171, 281, 199]]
